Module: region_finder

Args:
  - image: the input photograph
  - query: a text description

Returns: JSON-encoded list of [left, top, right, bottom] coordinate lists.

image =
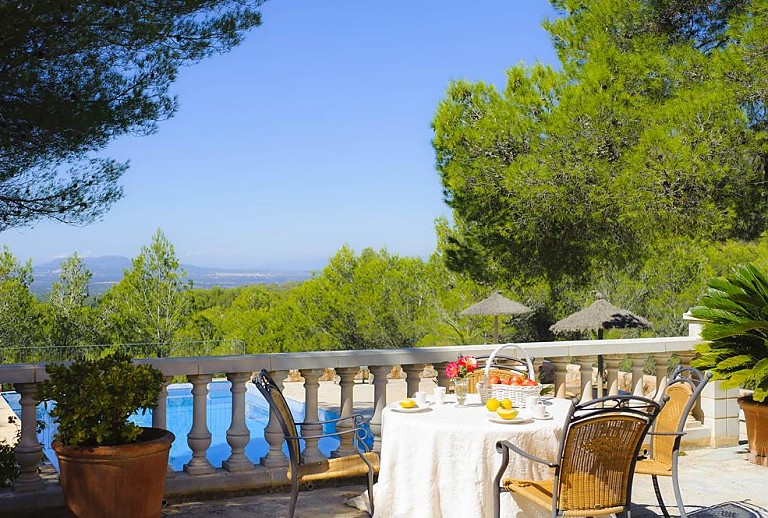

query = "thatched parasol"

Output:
[[550, 292, 651, 396], [460, 292, 532, 343]]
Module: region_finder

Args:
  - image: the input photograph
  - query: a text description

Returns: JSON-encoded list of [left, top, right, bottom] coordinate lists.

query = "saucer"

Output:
[[488, 416, 532, 425], [390, 404, 432, 414], [531, 412, 553, 420]]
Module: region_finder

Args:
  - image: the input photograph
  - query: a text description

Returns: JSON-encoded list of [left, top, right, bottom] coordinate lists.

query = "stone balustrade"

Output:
[[0, 332, 738, 515]]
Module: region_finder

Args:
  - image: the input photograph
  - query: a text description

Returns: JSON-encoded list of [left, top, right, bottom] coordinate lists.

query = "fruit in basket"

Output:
[[500, 398, 513, 409], [496, 408, 519, 420], [522, 377, 538, 386], [399, 399, 416, 408], [485, 398, 501, 411], [489, 375, 501, 385]]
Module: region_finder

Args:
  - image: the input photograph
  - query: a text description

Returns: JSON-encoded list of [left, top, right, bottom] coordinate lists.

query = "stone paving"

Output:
[[163, 378, 768, 518], [162, 445, 768, 517]]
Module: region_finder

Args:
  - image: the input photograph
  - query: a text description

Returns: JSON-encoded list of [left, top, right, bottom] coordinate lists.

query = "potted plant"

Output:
[[37, 351, 174, 517], [690, 263, 768, 467]]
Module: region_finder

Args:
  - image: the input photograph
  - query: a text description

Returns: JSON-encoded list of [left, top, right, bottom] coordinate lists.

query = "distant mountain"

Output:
[[31, 256, 311, 297]]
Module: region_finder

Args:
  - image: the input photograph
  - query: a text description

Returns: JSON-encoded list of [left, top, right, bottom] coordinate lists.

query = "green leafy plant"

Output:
[[0, 417, 20, 487], [36, 351, 165, 446], [691, 263, 768, 403]]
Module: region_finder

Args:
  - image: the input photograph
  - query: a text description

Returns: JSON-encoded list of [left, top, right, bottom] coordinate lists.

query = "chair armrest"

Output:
[[297, 414, 366, 427], [647, 431, 686, 437], [496, 440, 558, 468]]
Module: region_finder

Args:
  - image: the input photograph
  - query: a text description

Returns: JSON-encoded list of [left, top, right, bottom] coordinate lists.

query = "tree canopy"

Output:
[[0, 0, 263, 230], [433, 0, 768, 289]]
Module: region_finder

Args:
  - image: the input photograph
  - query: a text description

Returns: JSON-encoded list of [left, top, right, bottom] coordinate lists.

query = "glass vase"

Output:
[[453, 377, 469, 406]]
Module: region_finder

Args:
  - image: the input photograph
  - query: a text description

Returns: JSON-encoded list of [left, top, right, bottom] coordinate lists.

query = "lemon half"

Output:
[[399, 399, 416, 408], [496, 408, 519, 420]]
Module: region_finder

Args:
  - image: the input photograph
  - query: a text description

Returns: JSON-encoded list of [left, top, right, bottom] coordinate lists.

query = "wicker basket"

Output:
[[477, 343, 540, 407]]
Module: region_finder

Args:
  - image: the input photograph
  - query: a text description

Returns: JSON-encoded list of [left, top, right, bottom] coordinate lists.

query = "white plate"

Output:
[[390, 405, 433, 413], [488, 416, 532, 425]]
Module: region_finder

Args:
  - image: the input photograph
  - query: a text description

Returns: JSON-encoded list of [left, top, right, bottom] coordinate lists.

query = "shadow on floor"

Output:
[[688, 501, 768, 518]]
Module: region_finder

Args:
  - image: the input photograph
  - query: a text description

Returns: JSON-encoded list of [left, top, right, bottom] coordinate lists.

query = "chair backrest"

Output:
[[649, 366, 712, 465], [555, 395, 662, 514], [254, 370, 302, 467]]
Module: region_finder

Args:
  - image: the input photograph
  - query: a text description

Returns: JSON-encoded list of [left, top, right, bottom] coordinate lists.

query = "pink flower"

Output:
[[459, 356, 478, 373], [445, 362, 459, 379]]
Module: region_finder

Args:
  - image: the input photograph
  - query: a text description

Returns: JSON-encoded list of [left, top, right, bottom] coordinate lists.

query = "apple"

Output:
[[489, 375, 501, 385]]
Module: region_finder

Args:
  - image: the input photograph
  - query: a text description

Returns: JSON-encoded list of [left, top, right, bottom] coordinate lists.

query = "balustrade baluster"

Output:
[[333, 367, 360, 457], [403, 363, 424, 399], [653, 352, 673, 384], [577, 356, 596, 399], [12, 382, 43, 492], [299, 369, 325, 464], [630, 354, 646, 396], [223, 372, 254, 472], [434, 362, 451, 389], [551, 358, 570, 398], [604, 355, 622, 395], [260, 369, 289, 469], [184, 374, 215, 475], [369, 365, 390, 453], [152, 376, 175, 477]]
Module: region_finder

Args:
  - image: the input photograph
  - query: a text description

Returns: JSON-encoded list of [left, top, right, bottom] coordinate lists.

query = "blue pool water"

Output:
[[2, 381, 356, 472]]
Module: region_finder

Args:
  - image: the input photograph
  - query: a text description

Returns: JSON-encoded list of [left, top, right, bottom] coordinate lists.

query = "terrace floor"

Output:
[[162, 445, 768, 517]]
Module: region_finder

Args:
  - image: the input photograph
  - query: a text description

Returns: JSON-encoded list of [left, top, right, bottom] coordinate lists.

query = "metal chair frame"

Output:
[[636, 366, 712, 518], [493, 394, 664, 518], [254, 370, 376, 518]]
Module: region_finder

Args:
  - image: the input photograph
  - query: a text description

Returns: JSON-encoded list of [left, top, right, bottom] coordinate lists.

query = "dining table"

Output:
[[370, 392, 572, 518]]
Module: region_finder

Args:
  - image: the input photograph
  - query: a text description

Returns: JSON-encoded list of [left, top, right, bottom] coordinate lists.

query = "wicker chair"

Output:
[[634, 366, 712, 518], [493, 394, 663, 518], [467, 355, 531, 393], [253, 370, 379, 518]]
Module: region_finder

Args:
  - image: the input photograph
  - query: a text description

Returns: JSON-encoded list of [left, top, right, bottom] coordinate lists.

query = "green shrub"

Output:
[[36, 351, 165, 446]]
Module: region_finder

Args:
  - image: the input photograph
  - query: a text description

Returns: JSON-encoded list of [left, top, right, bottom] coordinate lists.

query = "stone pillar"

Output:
[[12, 383, 43, 492], [678, 351, 694, 370], [184, 374, 215, 475], [369, 365, 390, 453], [333, 367, 359, 457], [299, 369, 325, 464], [260, 370, 289, 469], [701, 380, 740, 448], [403, 363, 424, 398], [223, 372, 254, 472]]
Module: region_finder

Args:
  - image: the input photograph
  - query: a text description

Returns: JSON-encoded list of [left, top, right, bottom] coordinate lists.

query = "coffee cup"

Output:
[[533, 402, 547, 419], [433, 387, 446, 405], [414, 391, 427, 407], [526, 395, 540, 409]]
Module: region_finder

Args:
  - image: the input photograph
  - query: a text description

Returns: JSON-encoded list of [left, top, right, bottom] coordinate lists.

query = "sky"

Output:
[[2, 1, 560, 271]]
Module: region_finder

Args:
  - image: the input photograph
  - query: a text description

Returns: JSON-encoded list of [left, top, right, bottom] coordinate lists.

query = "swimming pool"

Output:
[[2, 381, 348, 472]]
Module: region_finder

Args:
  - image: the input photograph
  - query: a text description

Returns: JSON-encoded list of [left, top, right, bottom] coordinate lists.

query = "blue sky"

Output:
[[2, 1, 559, 270]]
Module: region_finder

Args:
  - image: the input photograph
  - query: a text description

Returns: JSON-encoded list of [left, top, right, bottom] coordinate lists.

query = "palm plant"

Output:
[[690, 263, 768, 403]]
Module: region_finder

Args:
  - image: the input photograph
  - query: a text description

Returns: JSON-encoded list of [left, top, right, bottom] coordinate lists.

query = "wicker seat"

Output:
[[493, 395, 663, 518], [634, 366, 711, 518], [254, 370, 379, 518]]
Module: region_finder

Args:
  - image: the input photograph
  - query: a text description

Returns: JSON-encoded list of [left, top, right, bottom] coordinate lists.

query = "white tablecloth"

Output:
[[371, 394, 571, 518]]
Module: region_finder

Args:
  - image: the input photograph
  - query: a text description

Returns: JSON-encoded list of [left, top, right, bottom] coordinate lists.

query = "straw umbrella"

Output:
[[549, 292, 651, 396], [460, 292, 532, 343]]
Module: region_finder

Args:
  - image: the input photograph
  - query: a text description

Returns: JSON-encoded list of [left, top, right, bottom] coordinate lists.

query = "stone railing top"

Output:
[[0, 336, 701, 385]]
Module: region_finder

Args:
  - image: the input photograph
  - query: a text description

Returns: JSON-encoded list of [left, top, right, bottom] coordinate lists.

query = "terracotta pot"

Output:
[[738, 397, 768, 467], [53, 427, 174, 518]]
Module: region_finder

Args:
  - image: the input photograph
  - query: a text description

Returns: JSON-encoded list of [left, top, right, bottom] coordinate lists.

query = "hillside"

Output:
[[31, 256, 311, 296]]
